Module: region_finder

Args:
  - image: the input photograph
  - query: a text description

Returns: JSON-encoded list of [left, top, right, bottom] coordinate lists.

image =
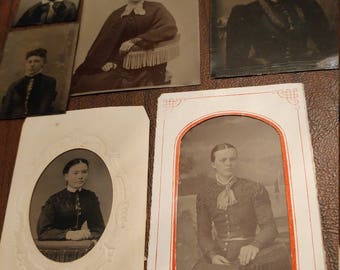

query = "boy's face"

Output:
[[25, 55, 45, 77]]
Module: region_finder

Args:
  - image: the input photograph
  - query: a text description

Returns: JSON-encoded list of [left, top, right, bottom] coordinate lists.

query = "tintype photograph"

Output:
[[30, 149, 112, 262], [0, 107, 149, 270], [13, 0, 81, 27], [210, 0, 339, 78], [0, 24, 78, 119], [71, 0, 200, 95], [176, 116, 291, 270]]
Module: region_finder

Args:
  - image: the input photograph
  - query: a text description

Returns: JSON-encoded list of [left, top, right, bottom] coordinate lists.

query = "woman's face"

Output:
[[64, 162, 89, 190]]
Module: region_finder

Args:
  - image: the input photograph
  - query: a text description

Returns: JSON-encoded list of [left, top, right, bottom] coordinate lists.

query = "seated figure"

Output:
[[72, 0, 179, 93]]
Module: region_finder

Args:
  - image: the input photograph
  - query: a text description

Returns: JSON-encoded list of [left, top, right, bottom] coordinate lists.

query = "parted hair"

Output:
[[26, 48, 47, 60], [63, 158, 89, 174], [210, 143, 237, 162]]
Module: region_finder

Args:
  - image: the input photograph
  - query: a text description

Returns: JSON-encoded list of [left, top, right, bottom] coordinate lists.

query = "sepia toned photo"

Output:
[[0, 24, 78, 119], [30, 148, 112, 262], [71, 0, 200, 95], [210, 0, 339, 78], [13, 0, 81, 27], [176, 116, 292, 270]]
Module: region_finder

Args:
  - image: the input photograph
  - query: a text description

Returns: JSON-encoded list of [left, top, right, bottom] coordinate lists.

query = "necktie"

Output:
[[217, 180, 238, 210], [24, 78, 34, 115], [46, 2, 56, 23]]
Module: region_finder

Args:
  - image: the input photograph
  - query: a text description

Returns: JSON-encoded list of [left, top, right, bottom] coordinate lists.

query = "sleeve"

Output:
[[87, 193, 105, 239], [15, 4, 44, 27], [36, 78, 57, 114], [63, 2, 78, 22], [37, 197, 68, 240], [297, 0, 335, 55], [196, 192, 218, 259], [134, 3, 178, 49], [251, 184, 278, 249], [225, 5, 252, 68]]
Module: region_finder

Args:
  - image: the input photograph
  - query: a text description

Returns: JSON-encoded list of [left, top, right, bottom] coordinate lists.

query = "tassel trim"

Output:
[[123, 36, 180, 70]]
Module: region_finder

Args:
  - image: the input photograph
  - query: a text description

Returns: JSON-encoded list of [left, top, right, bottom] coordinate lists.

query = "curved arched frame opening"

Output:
[[172, 112, 297, 270]]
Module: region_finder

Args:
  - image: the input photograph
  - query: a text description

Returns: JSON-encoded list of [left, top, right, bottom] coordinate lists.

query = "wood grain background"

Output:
[[0, 1, 338, 269]]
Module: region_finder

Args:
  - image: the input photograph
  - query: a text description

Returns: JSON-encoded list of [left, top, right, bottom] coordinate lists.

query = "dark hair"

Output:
[[63, 158, 89, 174], [26, 48, 47, 60], [210, 143, 237, 162]]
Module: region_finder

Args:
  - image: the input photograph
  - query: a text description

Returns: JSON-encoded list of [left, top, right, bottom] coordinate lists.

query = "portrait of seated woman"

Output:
[[37, 158, 105, 241], [71, 0, 180, 93], [32, 157, 110, 262]]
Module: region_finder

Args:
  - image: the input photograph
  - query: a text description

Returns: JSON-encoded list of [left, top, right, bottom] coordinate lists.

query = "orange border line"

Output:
[[171, 111, 297, 270]]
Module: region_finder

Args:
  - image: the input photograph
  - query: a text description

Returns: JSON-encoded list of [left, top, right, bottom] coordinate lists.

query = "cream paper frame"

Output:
[[148, 83, 326, 270], [0, 106, 149, 270]]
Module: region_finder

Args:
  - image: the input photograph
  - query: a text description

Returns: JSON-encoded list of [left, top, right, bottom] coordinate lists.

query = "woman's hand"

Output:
[[119, 40, 136, 54], [210, 254, 231, 265], [102, 62, 117, 72], [66, 229, 92, 241], [238, 245, 259, 266]]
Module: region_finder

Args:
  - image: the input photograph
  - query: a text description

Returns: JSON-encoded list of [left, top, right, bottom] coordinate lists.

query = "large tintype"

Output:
[[210, 0, 338, 78], [71, 0, 200, 95], [177, 116, 291, 270]]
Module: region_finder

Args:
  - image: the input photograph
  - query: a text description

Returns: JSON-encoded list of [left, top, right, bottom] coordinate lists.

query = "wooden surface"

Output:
[[0, 1, 338, 269]]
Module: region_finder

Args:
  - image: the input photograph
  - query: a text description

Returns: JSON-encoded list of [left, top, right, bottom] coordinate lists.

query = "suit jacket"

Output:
[[37, 188, 105, 241], [16, 0, 77, 27], [225, 0, 335, 69], [1, 73, 57, 119], [196, 177, 278, 262]]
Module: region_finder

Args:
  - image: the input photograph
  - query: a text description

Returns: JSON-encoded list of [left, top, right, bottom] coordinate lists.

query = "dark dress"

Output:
[[37, 188, 105, 241], [224, 0, 336, 73], [193, 177, 290, 270], [72, 1, 178, 93], [0, 73, 57, 119], [15, 0, 78, 27]]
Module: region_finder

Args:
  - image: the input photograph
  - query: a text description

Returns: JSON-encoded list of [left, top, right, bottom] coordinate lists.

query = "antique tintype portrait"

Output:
[[148, 84, 327, 270], [0, 24, 78, 120], [30, 149, 112, 262], [71, 0, 200, 95], [13, 0, 81, 27], [0, 107, 149, 270], [176, 116, 291, 270], [210, 0, 339, 78]]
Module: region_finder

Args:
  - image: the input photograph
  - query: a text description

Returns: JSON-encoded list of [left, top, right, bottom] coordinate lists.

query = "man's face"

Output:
[[64, 162, 89, 190], [25, 55, 45, 76], [211, 148, 238, 179]]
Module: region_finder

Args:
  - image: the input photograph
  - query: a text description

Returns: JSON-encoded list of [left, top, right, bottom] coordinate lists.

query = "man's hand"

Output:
[[66, 229, 92, 241], [101, 62, 117, 72], [119, 40, 135, 54], [211, 254, 231, 265], [238, 245, 259, 266]]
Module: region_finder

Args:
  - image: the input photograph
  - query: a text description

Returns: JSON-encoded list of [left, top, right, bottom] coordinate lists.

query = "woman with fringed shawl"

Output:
[[72, 0, 178, 93]]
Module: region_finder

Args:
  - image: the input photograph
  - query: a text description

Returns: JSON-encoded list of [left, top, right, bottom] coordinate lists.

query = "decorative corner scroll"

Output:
[[276, 88, 299, 106], [163, 98, 182, 110]]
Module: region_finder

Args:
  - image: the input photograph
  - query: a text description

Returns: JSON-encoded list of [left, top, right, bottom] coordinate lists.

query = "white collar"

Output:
[[121, 1, 146, 17], [42, 0, 64, 4], [67, 186, 82, 193], [216, 174, 234, 186]]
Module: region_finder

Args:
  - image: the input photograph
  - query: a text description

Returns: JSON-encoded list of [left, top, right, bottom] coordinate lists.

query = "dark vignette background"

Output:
[[29, 148, 113, 240], [0, 1, 338, 269]]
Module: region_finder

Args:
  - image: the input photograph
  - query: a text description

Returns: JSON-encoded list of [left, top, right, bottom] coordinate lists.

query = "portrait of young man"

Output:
[[211, 0, 338, 78], [0, 24, 78, 120], [14, 0, 80, 27], [71, 0, 200, 95], [176, 116, 292, 270], [0, 48, 57, 119]]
